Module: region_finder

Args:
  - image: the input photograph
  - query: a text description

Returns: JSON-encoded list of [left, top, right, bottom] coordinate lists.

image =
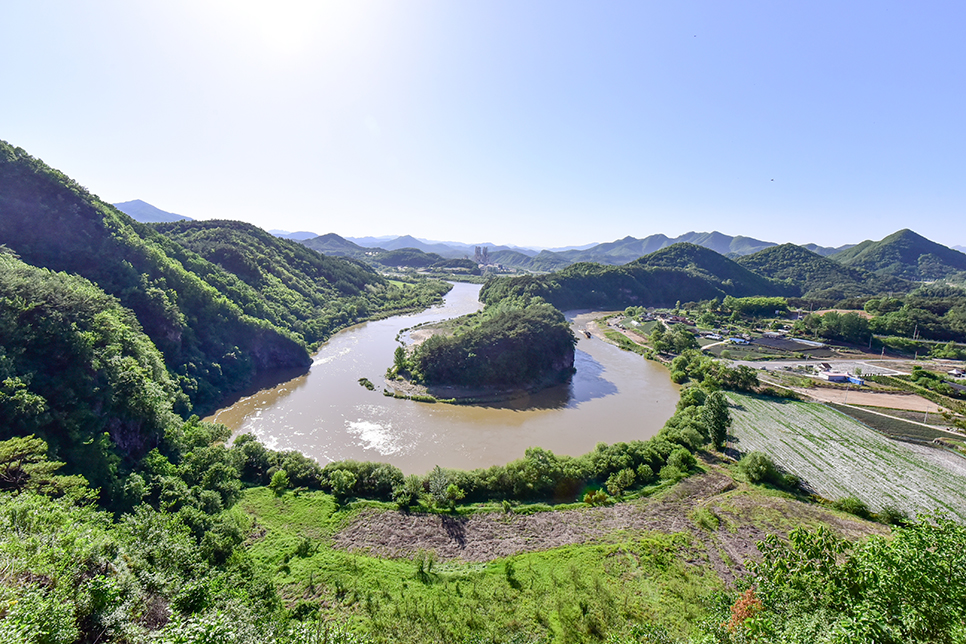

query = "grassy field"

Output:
[[603, 330, 649, 355], [240, 488, 723, 643], [726, 393, 966, 521], [237, 467, 883, 643]]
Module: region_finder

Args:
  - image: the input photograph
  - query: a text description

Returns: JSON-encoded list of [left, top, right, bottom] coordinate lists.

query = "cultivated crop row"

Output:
[[726, 393, 966, 521]]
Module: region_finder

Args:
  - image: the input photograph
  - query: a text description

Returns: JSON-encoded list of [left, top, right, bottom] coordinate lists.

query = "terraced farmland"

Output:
[[726, 393, 966, 522]]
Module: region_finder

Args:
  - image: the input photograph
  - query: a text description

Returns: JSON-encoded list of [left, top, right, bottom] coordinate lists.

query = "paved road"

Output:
[[729, 358, 906, 376]]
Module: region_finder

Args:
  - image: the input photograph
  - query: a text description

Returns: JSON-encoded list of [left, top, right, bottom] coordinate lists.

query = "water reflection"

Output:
[[464, 347, 617, 411], [208, 283, 680, 474]]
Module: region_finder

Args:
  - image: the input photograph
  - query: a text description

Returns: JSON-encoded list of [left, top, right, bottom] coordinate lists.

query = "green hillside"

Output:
[[830, 229, 966, 281], [481, 243, 789, 310], [153, 221, 447, 347], [299, 232, 372, 259], [0, 141, 448, 414], [0, 141, 314, 412], [738, 243, 915, 300], [488, 248, 572, 271], [0, 254, 180, 497]]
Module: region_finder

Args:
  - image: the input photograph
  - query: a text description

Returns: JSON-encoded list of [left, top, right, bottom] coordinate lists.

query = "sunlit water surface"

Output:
[[208, 283, 679, 474]]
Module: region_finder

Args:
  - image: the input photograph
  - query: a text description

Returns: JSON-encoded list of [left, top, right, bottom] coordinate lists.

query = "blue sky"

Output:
[[3, 1, 964, 248]]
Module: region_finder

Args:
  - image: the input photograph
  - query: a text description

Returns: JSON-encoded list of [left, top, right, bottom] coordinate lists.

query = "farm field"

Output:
[[827, 403, 958, 443], [726, 393, 966, 521]]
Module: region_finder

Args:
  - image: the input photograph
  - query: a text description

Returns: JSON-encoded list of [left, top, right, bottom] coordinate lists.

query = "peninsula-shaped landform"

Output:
[[388, 298, 577, 403]]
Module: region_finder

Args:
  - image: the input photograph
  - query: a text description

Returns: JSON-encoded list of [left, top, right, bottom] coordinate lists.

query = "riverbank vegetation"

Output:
[[5, 421, 962, 643]]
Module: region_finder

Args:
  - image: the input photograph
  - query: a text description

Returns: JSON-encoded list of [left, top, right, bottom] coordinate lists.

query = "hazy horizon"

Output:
[[5, 1, 965, 248]]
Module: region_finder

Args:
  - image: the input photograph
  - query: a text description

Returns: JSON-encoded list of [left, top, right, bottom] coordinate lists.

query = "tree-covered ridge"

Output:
[[406, 299, 576, 388], [298, 234, 480, 273], [0, 141, 451, 414], [830, 228, 966, 281], [298, 232, 372, 258], [631, 243, 785, 294], [0, 140, 309, 412], [737, 243, 915, 300], [480, 243, 788, 310], [0, 254, 181, 500], [153, 221, 451, 347]]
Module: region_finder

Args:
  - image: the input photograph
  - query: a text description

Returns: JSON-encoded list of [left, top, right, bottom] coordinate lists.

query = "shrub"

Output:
[[636, 463, 654, 484], [692, 507, 720, 532], [393, 474, 424, 509], [666, 448, 697, 472], [268, 469, 290, 497], [328, 470, 357, 503], [739, 452, 774, 484], [583, 489, 610, 505], [606, 468, 636, 497], [658, 465, 685, 482], [832, 496, 872, 519], [878, 505, 908, 526]]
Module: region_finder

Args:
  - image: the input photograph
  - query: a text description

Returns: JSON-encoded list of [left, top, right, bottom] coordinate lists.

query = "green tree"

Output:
[[393, 345, 408, 374], [606, 468, 636, 497], [746, 518, 966, 643], [268, 469, 290, 496], [0, 435, 91, 500], [393, 474, 424, 508], [328, 469, 357, 503], [428, 465, 449, 507], [702, 390, 731, 450], [444, 483, 465, 510]]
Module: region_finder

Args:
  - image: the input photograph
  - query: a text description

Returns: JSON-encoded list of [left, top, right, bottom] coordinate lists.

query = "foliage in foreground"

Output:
[[722, 518, 966, 644]]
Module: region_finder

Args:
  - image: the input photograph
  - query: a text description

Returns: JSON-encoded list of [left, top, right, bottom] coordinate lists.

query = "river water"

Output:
[[208, 282, 679, 474]]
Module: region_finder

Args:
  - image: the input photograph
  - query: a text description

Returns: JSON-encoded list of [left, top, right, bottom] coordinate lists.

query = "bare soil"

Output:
[[793, 386, 943, 412], [331, 465, 883, 585]]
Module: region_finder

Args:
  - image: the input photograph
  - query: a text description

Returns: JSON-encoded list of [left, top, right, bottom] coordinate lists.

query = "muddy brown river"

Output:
[[207, 282, 679, 474]]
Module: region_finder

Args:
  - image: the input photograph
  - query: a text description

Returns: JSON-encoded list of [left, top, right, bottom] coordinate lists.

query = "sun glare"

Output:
[[195, 0, 372, 58]]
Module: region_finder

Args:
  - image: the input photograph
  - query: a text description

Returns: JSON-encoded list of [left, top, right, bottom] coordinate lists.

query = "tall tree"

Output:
[[702, 390, 731, 450]]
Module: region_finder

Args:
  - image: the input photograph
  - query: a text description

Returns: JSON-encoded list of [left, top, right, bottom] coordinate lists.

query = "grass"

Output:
[[239, 488, 723, 643], [725, 392, 966, 521], [603, 330, 649, 355]]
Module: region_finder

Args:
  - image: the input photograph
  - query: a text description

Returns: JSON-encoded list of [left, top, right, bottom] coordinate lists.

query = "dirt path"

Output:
[[331, 467, 882, 584]]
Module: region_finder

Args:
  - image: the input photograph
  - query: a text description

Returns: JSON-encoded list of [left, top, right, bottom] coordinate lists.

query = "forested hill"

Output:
[[830, 229, 966, 281], [0, 141, 448, 415], [152, 221, 448, 347], [0, 253, 181, 498], [631, 243, 783, 295], [481, 243, 789, 310], [0, 141, 312, 412], [737, 243, 916, 300]]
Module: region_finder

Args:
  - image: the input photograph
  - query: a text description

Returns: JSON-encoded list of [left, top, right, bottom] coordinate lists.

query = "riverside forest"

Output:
[[1, 139, 966, 643]]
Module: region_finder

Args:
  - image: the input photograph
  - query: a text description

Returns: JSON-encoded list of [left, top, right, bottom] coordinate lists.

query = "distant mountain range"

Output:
[[268, 230, 319, 241], [113, 199, 191, 223], [116, 201, 966, 286], [294, 230, 855, 272]]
